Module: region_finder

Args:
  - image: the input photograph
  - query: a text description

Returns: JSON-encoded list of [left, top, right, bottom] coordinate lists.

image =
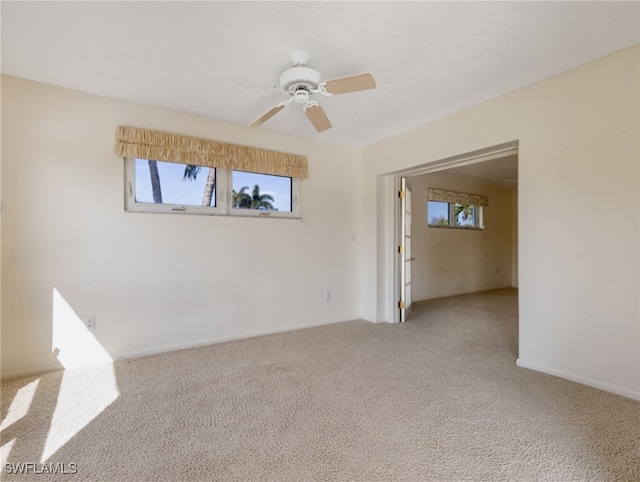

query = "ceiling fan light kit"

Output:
[[293, 89, 310, 104], [249, 50, 376, 133]]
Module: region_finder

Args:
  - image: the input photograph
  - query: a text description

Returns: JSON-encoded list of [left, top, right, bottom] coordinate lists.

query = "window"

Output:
[[231, 171, 294, 216], [427, 201, 482, 228], [125, 158, 299, 218], [426, 188, 486, 229], [427, 201, 483, 229]]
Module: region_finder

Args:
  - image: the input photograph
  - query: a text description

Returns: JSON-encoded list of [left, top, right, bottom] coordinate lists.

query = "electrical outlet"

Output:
[[325, 291, 332, 301], [495, 267, 500, 274], [83, 316, 96, 330]]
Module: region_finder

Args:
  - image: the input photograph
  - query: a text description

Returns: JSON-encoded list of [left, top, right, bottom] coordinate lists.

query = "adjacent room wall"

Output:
[[1, 76, 362, 378], [410, 172, 513, 301], [361, 46, 639, 399]]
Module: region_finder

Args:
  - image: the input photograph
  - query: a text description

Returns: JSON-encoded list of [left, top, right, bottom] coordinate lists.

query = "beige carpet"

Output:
[[1, 288, 639, 481]]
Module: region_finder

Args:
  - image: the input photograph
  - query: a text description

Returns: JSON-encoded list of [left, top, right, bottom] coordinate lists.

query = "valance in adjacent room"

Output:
[[114, 126, 309, 179], [427, 188, 488, 206]]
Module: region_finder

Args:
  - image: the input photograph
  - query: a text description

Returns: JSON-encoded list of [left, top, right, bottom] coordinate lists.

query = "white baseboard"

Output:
[[516, 358, 639, 401], [1, 317, 358, 381], [111, 316, 356, 362], [1, 362, 71, 381]]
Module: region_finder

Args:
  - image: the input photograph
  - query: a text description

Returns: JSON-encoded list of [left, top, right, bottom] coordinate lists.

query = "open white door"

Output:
[[399, 177, 413, 322]]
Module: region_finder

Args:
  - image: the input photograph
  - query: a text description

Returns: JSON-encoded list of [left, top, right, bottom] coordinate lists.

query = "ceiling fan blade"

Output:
[[249, 104, 286, 127], [304, 102, 332, 132], [323, 73, 376, 95]]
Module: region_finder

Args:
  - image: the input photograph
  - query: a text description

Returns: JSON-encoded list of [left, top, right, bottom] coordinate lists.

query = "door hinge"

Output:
[[398, 301, 405, 309], [399, 190, 405, 199], [398, 245, 404, 254]]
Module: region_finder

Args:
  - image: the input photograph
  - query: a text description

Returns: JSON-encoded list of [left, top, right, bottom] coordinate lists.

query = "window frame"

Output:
[[427, 201, 484, 230], [124, 157, 300, 219]]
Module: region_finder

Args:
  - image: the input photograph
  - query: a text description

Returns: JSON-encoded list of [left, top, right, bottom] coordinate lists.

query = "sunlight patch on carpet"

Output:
[[0, 439, 16, 468], [0, 380, 39, 466], [0, 379, 40, 432], [40, 363, 119, 463], [41, 289, 120, 462]]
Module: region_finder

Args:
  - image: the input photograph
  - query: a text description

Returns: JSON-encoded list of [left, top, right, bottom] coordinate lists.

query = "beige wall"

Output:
[[410, 172, 513, 301], [361, 46, 639, 399], [2, 46, 638, 400], [1, 76, 362, 378]]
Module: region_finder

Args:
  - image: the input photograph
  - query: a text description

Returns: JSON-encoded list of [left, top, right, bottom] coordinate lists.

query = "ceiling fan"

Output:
[[248, 51, 376, 133]]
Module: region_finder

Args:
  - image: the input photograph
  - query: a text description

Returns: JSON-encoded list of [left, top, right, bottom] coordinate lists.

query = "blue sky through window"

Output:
[[134, 159, 292, 211], [135, 160, 211, 206], [428, 201, 449, 225], [232, 171, 291, 211]]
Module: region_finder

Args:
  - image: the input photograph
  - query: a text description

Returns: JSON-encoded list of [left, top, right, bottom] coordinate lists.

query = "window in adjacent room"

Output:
[[426, 188, 486, 229], [428, 201, 482, 229]]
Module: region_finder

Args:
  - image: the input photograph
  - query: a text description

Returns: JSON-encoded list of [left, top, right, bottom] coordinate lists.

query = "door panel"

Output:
[[400, 178, 413, 322]]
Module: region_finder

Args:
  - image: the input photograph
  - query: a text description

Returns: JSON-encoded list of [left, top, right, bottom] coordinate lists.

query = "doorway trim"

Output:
[[383, 140, 519, 323]]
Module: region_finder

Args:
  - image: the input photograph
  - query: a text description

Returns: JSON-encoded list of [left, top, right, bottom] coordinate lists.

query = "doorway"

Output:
[[388, 142, 519, 323]]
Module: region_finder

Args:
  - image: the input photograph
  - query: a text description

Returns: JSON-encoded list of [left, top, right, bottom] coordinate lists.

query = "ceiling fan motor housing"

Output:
[[280, 66, 322, 94]]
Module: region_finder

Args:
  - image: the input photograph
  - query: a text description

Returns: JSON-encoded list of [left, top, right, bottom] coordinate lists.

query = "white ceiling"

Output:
[[430, 154, 520, 189], [2, 1, 638, 149]]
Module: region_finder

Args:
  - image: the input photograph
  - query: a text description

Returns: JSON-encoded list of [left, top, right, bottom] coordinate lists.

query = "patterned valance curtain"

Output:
[[114, 126, 309, 179], [427, 188, 488, 207]]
